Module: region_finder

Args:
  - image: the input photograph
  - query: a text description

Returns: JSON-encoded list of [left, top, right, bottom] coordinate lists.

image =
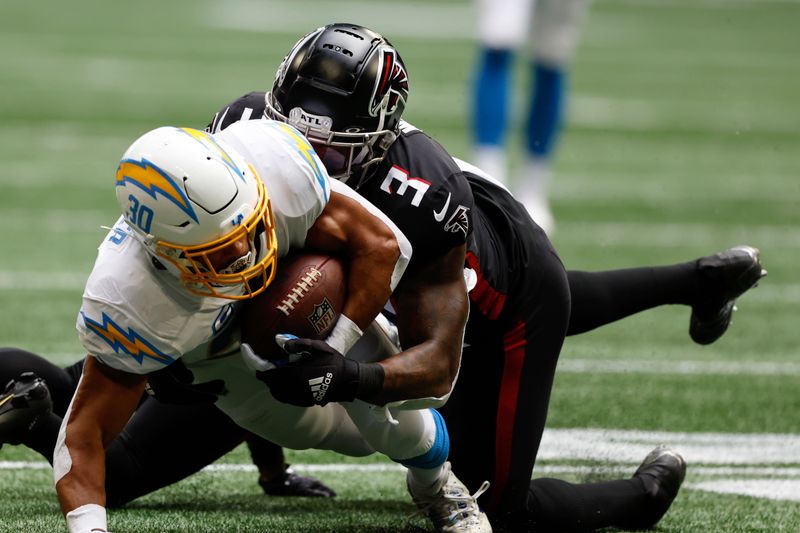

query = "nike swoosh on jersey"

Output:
[[433, 192, 452, 222]]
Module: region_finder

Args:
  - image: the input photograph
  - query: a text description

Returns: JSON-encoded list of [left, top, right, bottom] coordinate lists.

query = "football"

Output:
[[240, 252, 347, 360]]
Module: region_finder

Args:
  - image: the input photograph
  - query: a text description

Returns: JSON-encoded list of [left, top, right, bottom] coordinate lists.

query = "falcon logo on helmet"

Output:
[[370, 47, 409, 119], [265, 23, 410, 187]]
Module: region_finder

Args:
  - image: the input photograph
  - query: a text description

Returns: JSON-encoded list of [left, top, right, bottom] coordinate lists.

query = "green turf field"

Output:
[[1, 0, 798, 531]]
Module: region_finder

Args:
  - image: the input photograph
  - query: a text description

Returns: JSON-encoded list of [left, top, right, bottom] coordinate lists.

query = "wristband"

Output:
[[357, 362, 385, 399], [325, 314, 363, 355], [66, 503, 107, 533]]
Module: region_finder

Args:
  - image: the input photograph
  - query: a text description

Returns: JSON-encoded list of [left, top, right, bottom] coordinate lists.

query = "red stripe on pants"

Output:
[[488, 319, 527, 513]]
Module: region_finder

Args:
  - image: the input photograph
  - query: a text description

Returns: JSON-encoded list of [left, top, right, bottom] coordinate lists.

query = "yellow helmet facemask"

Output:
[[154, 176, 278, 300]]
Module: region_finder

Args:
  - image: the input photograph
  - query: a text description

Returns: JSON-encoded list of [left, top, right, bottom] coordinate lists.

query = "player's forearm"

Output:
[[342, 238, 401, 330], [309, 186, 412, 354], [54, 357, 146, 530], [366, 275, 468, 404], [326, 236, 402, 356], [55, 426, 110, 533], [368, 339, 460, 404], [326, 180, 412, 307]]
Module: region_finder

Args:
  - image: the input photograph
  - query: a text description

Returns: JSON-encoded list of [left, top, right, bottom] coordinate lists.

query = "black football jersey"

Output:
[[207, 92, 534, 319]]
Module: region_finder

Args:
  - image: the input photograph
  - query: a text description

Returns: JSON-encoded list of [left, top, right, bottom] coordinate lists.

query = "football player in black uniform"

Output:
[[0, 347, 336, 505], [209, 24, 765, 532]]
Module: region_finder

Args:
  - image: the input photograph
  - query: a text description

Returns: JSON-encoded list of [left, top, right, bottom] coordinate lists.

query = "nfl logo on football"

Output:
[[308, 298, 335, 335]]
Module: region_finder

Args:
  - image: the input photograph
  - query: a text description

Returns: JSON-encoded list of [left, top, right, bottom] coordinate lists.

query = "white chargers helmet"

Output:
[[115, 126, 278, 299]]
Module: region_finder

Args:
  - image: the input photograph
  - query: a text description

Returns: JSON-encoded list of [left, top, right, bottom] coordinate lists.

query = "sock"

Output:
[[401, 409, 450, 496], [408, 462, 450, 496], [473, 47, 514, 147], [567, 261, 700, 336], [525, 61, 566, 159], [246, 436, 286, 481], [513, 477, 649, 532]]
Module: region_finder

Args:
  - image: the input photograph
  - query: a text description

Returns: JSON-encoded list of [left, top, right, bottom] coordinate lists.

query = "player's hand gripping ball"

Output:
[[240, 252, 384, 406]]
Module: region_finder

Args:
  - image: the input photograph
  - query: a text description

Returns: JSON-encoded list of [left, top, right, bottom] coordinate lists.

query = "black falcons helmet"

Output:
[[265, 23, 409, 186]]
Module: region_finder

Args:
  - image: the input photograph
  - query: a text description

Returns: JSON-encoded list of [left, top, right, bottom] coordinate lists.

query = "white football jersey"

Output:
[[77, 120, 331, 374]]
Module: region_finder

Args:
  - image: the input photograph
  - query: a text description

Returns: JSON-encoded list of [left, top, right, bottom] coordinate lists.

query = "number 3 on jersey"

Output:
[[380, 166, 430, 207], [126, 194, 154, 234]]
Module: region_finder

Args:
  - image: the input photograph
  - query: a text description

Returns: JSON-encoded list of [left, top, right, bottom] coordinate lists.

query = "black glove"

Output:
[[145, 359, 226, 405], [253, 337, 384, 407], [259, 466, 337, 498]]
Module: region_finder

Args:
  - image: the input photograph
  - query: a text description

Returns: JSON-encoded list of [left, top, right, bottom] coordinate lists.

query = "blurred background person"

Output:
[[471, 0, 590, 234]]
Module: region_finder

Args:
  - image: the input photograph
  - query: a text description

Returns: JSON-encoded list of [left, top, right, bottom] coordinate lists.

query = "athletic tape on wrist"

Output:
[[325, 314, 363, 355], [66, 503, 107, 533]]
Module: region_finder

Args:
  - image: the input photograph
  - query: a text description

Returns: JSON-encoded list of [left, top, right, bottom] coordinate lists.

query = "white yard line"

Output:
[[0, 271, 88, 291], [6, 461, 800, 478], [556, 359, 800, 377], [5, 428, 799, 502], [688, 479, 800, 502], [554, 221, 800, 249], [0, 208, 110, 232], [538, 428, 800, 465], [7, 429, 800, 501], [5, 428, 799, 468]]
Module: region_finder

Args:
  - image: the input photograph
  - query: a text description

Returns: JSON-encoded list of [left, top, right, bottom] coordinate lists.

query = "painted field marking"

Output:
[[556, 359, 800, 377], [3, 429, 798, 502]]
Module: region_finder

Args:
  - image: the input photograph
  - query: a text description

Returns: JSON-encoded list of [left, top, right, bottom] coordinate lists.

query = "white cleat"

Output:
[[408, 462, 492, 533]]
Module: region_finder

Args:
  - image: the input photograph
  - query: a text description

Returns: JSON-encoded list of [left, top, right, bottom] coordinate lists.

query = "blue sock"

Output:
[[473, 48, 514, 147], [525, 61, 566, 159], [397, 409, 450, 469]]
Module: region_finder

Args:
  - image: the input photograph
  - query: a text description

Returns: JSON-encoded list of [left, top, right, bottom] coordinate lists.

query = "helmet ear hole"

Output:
[[267, 23, 409, 185]]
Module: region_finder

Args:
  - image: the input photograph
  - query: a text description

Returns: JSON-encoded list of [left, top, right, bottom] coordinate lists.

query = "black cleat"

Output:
[[0, 372, 53, 447], [259, 467, 337, 498], [634, 446, 687, 501], [690, 245, 767, 345], [622, 446, 687, 530]]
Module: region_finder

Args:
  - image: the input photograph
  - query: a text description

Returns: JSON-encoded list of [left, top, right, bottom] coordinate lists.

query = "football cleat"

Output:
[[408, 462, 492, 533], [626, 446, 687, 529], [259, 467, 337, 498], [0, 372, 53, 447], [690, 245, 767, 345]]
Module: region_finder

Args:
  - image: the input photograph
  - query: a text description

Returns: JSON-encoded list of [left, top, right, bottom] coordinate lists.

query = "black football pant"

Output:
[[0, 347, 282, 507], [440, 225, 701, 532]]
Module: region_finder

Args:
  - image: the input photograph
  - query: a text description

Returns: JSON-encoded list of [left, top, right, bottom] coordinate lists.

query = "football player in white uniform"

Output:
[[472, 0, 591, 234], [54, 122, 488, 533]]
